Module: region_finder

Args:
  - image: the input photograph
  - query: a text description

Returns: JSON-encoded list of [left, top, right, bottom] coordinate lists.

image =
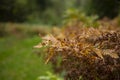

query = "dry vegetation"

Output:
[[0, 23, 51, 37], [35, 18, 120, 80]]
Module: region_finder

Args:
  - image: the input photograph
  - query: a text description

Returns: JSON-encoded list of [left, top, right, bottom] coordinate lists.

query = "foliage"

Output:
[[81, 0, 120, 19], [0, 0, 33, 22], [0, 0, 120, 23], [38, 72, 63, 80], [63, 8, 99, 27], [0, 0, 52, 22], [35, 19, 120, 80]]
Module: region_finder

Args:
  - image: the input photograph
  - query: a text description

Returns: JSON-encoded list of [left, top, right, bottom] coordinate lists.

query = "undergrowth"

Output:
[[35, 16, 120, 80]]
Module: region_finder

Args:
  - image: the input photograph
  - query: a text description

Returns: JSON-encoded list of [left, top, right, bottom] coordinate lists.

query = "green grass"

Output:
[[0, 36, 52, 80]]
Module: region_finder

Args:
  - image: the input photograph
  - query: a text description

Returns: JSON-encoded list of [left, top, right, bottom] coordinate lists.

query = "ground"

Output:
[[0, 24, 52, 80]]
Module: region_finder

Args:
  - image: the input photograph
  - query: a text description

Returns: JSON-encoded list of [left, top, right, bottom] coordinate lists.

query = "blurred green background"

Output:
[[0, 23, 53, 80], [0, 0, 120, 80], [0, 0, 119, 24]]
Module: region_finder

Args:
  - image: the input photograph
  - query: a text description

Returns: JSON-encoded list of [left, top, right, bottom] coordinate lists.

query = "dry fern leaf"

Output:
[[34, 43, 43, 48], [42, 34, 57, 42], [34, 34, 60, 48], [102, 50, 119, 58], [93, 48, 104, 59]]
